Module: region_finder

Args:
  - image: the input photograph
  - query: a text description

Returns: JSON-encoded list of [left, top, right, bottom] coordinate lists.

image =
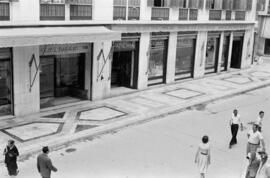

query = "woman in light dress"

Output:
[[195, 135, 211, 178]]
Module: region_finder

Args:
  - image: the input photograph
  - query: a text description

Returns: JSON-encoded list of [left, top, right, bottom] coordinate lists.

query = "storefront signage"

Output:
[[113, 41, 136, 52], [40, 44, 90, 56]]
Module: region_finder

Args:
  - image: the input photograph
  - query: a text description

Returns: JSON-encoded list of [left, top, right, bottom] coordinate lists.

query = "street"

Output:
[[2, 86, 270, 178]]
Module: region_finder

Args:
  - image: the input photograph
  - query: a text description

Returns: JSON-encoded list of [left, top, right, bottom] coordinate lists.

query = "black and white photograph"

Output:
[[1, 0, 270, 177]]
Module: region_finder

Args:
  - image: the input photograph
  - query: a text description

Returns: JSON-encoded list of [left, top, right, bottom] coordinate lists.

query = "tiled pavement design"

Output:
[[1, 62, 270, 162]]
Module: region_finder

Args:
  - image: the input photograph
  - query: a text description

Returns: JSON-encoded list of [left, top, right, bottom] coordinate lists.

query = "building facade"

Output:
[[0, 0, 257, 117]]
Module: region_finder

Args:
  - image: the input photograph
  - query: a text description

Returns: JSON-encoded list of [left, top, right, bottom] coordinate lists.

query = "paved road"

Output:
[[2, 86, 270, 178]]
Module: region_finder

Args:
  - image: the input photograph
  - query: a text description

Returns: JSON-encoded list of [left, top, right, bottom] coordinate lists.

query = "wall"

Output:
[[241, 29, 255, 68], [93, 0, 113, 21], [166, 32, 177, 83], [13, 46, 40, 116]]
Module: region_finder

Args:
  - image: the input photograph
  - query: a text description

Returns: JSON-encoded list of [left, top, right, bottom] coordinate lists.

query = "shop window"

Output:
[[257, 0, 266, 11], [205, 35, 220, 74], [113, 0, 140, 20], [40, 0, 65, 20], [0, 2, 10, 21], [265, 39, 270, 55], [69, 0, 92, 20]]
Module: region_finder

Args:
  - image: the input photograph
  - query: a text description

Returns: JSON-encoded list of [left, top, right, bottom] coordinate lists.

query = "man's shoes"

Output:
[[15, 170, 19, 176], [229, 145, 232, 149]]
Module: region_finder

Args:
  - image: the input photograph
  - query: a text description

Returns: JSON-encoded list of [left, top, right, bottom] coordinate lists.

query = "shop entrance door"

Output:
[[40, 57, 54, 98], [205, 35, 220, 74], [111, 51, 133, 88], [230, 38, 243, 69]]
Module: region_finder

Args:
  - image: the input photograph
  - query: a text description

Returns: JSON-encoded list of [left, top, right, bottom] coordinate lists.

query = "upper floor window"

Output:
[[147, 0, 170, 7], [40, 0, 65, 20], [0, 1, 10, 21], [68, 0, 92, 20], [206, 0, 222, 9], [113, 0, 140, 20]]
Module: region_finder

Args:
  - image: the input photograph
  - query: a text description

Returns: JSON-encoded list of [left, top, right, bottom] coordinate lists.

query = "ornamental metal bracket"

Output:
[[96, 45, 113, 82], [29, 54, 40, 92]]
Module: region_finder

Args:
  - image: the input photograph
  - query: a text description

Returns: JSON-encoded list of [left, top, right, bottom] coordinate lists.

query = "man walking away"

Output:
[[37, 146, 57, 178], [229, 109, 243, 149]]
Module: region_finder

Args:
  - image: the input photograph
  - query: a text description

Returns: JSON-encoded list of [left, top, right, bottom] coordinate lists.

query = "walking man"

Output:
[[37, 146, 57, 178], [256, 111, 264, 132], [247, 124, 266, 155], [256, 151, 270, 178], [229, 109, 243, 148]]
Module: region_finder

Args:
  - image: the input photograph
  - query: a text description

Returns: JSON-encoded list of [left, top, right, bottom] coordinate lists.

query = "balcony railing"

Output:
[[40, 4, 65, 20], [209, 10, 222, 20], [179, 8, 188, 20], [0, 3, 10, 21], [225, 10, 232, 20], [189, 9, 198, 20], [128, 7, 140, 20], [151, 7, 169, 20], [70, 5, 92, 20], [235, 10, 246, 20], [113, 6, 126, 20]]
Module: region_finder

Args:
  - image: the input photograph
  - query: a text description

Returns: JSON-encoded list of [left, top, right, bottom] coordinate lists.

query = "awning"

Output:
[[0, 26, 121, 48]]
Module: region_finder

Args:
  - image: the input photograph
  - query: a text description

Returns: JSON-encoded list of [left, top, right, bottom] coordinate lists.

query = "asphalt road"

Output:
[[2, 86, 270, 178]]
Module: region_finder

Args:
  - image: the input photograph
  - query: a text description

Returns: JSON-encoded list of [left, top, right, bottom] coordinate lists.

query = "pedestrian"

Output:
[[229, 109, 243, 149], [256, 111, 264, 132], [256, 151, 270, 178], [37, 146, 57, 178], [3, 139, 19, 177], [195, 135, 211, 178], [245, 152, 260, 178], [247, 124, 266, 155]]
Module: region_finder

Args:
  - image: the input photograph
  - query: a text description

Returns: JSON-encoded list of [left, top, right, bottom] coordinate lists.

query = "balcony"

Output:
[[235, 10, 246, 20], [0, 3, 10, 21], [70, 5, 92, 20], [151, 7, 169, 20], [113, 6, 126, 20], [189, 9, 198, 20], [40, 4, 65, 20], [209, 10, 222, 20], [225, 10, 232, 20], [128, 6, 140, 20]]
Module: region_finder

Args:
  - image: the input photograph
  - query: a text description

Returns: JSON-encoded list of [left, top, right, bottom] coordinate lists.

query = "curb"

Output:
[[1, 82, 270, 164]]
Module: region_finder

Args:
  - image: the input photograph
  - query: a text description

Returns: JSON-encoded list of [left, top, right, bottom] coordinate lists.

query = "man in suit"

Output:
[[37, 146, 57, 178]]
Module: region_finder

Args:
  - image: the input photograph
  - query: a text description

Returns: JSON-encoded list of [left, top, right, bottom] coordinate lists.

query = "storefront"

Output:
[[205, 32, 220, 74], [230, 31, 244, 69], [39, 43, 91, 108], [175, 32, 196, 80], [148, 32, 169, 86], [220, 33, 231, 71], [111, 34, 139, 89], [0, 48, 12, 116], [264, 39, 270, 55]]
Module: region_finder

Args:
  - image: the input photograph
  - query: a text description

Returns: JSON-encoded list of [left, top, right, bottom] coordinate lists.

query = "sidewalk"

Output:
[[1, 62, 270, 163]]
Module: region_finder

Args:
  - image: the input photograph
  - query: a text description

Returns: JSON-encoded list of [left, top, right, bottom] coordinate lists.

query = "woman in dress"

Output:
[[3, 140, 19, 176], [195, 135, 211, 178]]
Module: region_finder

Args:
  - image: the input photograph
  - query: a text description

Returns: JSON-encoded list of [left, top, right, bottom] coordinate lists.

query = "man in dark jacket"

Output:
[[3, 139, 19, 176], [37, 146, 57, 178]]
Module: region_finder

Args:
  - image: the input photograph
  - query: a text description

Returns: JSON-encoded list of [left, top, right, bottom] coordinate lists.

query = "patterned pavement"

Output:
[[1, 62, 270, 161]]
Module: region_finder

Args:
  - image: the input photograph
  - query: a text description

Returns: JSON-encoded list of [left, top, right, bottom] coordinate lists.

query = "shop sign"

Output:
[[113, 41, 136, 51], [40, 44, 90, 56]]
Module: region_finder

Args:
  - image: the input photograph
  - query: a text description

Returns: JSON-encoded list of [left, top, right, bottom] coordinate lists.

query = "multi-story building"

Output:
[[0, 0, 257, 117], [256, 0, 270, 60]]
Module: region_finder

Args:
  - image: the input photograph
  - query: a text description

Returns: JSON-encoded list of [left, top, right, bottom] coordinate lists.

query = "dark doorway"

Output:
[[111, 51, 133, 88], [230, 38, 243, 69]]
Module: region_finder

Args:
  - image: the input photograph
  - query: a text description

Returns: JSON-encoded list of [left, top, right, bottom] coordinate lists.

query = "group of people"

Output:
[[3, 142, 57, 178], [194, 109, 270, 178]]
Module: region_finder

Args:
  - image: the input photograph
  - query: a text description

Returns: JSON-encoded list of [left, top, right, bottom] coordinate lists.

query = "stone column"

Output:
[[193, 31, 208, 78], [217, 32, 224, 73], [226, 32, 234, 71], [13, 46, 40, 116], [165, 32, 177, 84]]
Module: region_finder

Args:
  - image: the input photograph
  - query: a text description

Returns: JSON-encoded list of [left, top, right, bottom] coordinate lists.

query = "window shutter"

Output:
[[170, 0, 179, 7], [114, 0, 127, 6], [189, 0, 198, 8], [179, 0, 185, 8], [147, 0, 154, 6], [246, 0, 252, 10], [164, 0, 170, 7], [214, 0, 222, 9], [198, 0, 204, 9], [206, 0, 213, 9], [233, 0, 240, 10]]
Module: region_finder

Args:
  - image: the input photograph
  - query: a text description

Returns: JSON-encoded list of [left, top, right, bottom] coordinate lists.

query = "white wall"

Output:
[[11, 0, 39, 21], [93, 0, 113, 21], [13, 46, 40, 116]]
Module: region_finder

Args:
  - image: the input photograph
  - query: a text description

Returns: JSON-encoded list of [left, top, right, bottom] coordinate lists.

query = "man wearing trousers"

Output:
[[229, 109, 243, 149], [37, 146, 57, 178]]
